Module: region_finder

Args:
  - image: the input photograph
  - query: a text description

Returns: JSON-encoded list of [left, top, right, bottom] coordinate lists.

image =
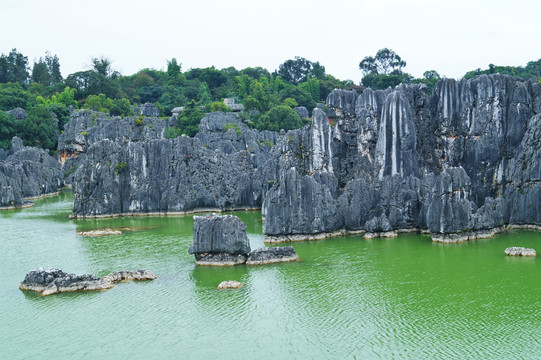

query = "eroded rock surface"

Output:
[[0, 137, 63, 208], [69, 74, 541, 242], [246, 246, 299, 265], [189, 214, 251, 265], [505, 247, 536, 256], [19, 268, 156, 296]]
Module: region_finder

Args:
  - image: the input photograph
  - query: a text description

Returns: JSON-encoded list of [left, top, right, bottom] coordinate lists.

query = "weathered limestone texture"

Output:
[[19, 268, 156, 296], [67, 74, 540, 242], [0, 137, 63, 208], [189, 214, 251, 265], [505, 247, 536, 256], [246, 246, 299, 265]]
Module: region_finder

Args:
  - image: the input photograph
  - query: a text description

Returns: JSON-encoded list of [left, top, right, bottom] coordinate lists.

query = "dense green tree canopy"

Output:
[[277, 57, 325, 84], [0, 112, 17, 150], [18, 104, 58, 150], [256, 105, 303, 132], [0, 49, 29, 87], [177, 100, 204, 137]]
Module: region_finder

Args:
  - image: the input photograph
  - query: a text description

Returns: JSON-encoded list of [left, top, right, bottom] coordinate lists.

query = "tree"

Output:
[[91, 57, 117, 78], [65, 70, 121, 100], [411, 70, 441, 93], [256, 105, 303, 132], [0, 112, 17, 150], [359, 48, 406, 76], [17, 104, 58, 150], [0, 82, 35, 110], [31, 61, 51, 86], [359, 48, 410, 89], [45, 52, 62, 84], [210, 101, 231, 112], [277, 57, 326, 84], [197, 82, 212, 106], [0, 49, 30, 87], [177, 100, 204, 137]]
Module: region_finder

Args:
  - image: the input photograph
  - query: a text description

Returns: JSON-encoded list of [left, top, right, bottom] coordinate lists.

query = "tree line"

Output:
[[0, 48, 539, 152]]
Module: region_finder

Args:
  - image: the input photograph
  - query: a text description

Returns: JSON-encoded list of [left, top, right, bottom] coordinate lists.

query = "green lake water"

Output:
[[1, 189, 540, 359]]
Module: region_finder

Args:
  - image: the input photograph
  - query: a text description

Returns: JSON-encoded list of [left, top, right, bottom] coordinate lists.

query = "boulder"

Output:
[[504, 247, 536, 256], [246, 246, 299, 265], [189, 214, 251, 265], [295, 106, 309, 119], [5, 107, 27, 120]]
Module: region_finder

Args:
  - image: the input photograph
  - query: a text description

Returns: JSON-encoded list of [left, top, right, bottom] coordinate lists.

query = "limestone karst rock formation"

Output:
[[65, 74, 540, 242]]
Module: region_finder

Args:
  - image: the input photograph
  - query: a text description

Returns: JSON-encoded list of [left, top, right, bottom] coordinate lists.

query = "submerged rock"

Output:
[[504, 247, 536, 256], [217, 280, 243, 289], [102, 269, 157, 282], [19, 268, 156, 296], [76, 229, 122, 236], [246, 246, 299, 265], [189, 214, 251, 265]]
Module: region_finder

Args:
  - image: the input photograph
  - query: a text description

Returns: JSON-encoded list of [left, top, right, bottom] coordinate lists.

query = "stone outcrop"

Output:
[[5, 107, 27, 120], [295, 106, 309, 119], [68, 74, 541, 243], [262, 167, 341, 237], [246, 246, 299, 265], [20, 268, 113, 296], [70, 112, 277, 218], [140, 103, 159, 117], [504, 247, 536, 256], [0, 137, 63, 208], [19, 268, 156, 296], [189, 214, 251, 265]]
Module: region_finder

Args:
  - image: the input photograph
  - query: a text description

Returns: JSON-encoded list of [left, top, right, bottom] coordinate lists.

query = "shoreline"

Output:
[[0, 190, 63, 211], [69, 206, 262, 219], [264, 225, 541, 243]]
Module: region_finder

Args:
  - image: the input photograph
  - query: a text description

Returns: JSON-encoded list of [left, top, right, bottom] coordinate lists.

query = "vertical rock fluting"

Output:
[[504, 114, 541, 225], [310, 108, 334, 175], [0, 137, 63, 208], [426, 167, 474, 236], [432, 75, 532, 205], [262, 167, 342, 238], [375, 91, 419, 180], [68, 74, 540, 242]]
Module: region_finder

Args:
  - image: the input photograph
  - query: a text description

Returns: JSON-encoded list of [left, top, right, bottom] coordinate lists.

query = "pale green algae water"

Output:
[[1, 189, 540, 359]]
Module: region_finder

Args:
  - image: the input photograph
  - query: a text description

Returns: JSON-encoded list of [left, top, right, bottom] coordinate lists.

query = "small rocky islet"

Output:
[[189, 213, 299, 266], [19, 268, 157, 296]]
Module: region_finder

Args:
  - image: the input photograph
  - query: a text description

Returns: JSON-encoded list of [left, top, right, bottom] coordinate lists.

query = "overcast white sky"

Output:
[[1, 0, 540, 82]]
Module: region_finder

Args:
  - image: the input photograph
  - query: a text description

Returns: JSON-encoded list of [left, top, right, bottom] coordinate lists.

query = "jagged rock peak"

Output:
[[326, 89, 358, 113]]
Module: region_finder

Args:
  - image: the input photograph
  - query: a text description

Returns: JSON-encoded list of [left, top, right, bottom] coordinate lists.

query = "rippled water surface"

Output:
[[1, 189, 540, 359]]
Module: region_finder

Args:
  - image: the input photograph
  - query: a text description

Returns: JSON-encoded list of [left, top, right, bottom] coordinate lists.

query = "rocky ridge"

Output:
[[0, 137, 63, 208], [66, 74, 540, 242]]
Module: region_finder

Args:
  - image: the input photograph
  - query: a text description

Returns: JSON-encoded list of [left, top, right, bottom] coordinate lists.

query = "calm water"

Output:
[[1, 189, 540, 359]]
